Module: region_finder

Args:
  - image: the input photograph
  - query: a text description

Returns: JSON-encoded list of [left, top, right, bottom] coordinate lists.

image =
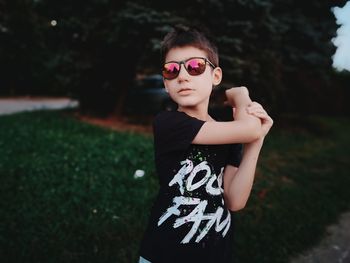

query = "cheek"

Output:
[[197, 74, 214, 90]]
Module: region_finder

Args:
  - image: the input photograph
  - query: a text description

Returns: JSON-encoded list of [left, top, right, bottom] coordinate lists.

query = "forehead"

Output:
[[165, 46, 208, 62]]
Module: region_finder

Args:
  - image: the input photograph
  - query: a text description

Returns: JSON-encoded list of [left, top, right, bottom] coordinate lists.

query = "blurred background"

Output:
[[1, 0, 349, 117], [0, 1, 350, 263]]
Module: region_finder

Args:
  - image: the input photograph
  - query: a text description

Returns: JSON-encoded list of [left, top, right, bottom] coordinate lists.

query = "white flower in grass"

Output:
[[134, 169, 145, 179]]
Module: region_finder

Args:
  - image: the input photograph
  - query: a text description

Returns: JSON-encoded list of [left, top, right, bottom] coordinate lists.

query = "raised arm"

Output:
[[224, 102, 273, 211], [192, 87, 262, 145]]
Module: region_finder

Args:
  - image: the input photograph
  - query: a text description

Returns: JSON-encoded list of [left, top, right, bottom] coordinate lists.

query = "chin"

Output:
[[176, 98, 200, 108]]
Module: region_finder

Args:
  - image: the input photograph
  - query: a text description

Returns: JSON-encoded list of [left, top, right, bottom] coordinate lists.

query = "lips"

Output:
[[178, 88, 193, 94]]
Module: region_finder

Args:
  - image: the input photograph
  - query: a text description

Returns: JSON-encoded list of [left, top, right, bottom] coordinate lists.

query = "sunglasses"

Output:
[[162, 57, 216, 80]]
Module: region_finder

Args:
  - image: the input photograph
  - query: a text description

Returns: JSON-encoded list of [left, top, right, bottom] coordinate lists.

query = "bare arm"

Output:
[[224, 139, 263, 211], [223, 102, 273, 211], [192, 87, 262, 145]]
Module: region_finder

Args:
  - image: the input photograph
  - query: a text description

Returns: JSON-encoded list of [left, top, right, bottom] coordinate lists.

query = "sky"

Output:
[[332, 1, 350, 72]]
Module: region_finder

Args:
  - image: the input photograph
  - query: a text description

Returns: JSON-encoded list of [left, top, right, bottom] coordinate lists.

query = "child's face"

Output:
[[163, 46, 222, 111]]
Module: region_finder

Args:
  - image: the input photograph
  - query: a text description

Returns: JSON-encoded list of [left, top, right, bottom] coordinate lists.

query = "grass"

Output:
[[233, 116, 350, 262], [0, 110, 349, 263]]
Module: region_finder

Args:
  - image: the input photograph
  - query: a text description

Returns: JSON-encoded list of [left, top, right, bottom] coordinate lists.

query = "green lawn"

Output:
[[0, 110, 349, 263]]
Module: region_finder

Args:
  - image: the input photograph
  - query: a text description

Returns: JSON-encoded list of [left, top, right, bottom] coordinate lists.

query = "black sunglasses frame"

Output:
[[162, 57, 216, 80]]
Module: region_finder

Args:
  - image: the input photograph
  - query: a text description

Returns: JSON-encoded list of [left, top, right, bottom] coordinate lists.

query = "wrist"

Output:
[[225, 87, 251, 107]]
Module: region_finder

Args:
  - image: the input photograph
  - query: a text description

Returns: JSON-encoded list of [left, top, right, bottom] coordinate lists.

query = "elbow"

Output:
[[227, 200, 247, 212], [250, 129, 262, 142], [224, 189, 249, 212], [245, 120, 262, 142]]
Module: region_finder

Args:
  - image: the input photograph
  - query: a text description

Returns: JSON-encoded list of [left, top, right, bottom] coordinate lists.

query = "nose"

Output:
[[177, 63, 190, 82]]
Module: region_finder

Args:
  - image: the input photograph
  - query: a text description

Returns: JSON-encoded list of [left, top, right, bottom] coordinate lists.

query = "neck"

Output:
[[177, 103, 212, 122]]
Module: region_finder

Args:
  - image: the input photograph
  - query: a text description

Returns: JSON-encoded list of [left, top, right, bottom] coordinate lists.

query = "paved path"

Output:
[[0, 97, 78, 115], [290, 211, 350, 263]]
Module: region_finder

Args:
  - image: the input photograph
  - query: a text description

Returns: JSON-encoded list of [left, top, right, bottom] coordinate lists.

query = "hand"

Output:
[[246, 102, 273, 137], [225, 86, 250, 107]]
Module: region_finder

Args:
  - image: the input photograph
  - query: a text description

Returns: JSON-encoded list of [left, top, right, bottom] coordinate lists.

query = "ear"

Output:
[[212, 67, 222, 86]]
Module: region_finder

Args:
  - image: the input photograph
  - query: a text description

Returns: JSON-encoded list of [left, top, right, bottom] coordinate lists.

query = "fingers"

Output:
[[250, 112, 273, 136], [248, 111, 268, 120], [249, 112, 273, 128], [247, 102, 263, 110], [246, 103, 267, 117], [226, 97, 273, 134], [246, 102, 274, 135]]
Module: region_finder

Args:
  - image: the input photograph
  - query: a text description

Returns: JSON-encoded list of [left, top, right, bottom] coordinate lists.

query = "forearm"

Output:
[[224, 139, 263, 211], [192, 87, 265, 145], [225, 87, 262, 136], [226, 87, 253, 121]]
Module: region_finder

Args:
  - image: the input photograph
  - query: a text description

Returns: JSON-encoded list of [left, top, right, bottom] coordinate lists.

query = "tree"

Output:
[[0, 0, 48, 95], [0, 0, 347, 115], [32, 0, 184, 116]]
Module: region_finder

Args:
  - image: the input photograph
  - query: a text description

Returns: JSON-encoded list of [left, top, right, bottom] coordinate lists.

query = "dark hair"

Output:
[[160, 24, 219, 67]]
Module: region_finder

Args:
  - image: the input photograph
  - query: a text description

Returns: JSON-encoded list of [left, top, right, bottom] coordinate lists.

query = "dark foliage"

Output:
[[0, 0, 348, 115]]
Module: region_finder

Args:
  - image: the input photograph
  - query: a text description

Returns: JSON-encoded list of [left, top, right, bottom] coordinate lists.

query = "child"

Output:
[[138, 25, 273, 263]]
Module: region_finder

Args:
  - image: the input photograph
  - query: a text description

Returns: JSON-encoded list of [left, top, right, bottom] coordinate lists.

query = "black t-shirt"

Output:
[[139, 110, 242, 263]]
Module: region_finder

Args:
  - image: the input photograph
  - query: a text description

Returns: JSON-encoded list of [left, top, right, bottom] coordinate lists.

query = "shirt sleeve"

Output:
[[153, 111, 205, 155], [226, 143, 243, 167]]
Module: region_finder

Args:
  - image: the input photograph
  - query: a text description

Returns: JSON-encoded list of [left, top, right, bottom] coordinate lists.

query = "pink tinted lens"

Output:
[[163, 63, 180, 79], [185, 58, 206, 75]]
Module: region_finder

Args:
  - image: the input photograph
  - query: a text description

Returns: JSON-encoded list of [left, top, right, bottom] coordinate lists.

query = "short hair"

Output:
[[160, 24, 219, 67]]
